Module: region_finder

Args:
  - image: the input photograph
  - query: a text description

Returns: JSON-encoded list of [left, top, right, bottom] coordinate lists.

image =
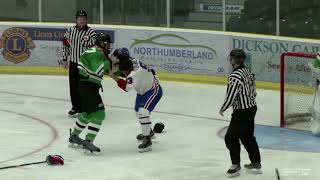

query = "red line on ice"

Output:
[[0, 109, 58, 165]]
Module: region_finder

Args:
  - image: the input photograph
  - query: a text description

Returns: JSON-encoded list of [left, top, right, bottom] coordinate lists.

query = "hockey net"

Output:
[[280, 52, 317, 129]]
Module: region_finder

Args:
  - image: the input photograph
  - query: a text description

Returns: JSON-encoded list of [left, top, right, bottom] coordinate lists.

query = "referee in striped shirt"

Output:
[[62, 10, 96, 117], [219, 49, 262, 177]]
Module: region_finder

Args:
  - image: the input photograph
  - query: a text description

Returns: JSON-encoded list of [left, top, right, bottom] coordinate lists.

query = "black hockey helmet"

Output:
[[114, 48, 132, 71], [229, 49, 246, 64], [113, 47, 130, 60], [118, 56, 133, 72], [95, 33, 113, 54], [75, 10, 87, 18]]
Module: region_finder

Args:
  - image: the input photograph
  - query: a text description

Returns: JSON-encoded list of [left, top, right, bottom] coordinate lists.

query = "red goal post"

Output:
[[280, 52, 317, 128]]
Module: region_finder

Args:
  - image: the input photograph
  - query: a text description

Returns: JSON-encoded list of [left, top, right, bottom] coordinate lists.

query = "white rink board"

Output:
[[231, 36, 320, 83], [117, 29, 229, 75], [0, 22, 320, 83], [0, 24, 116, 67]]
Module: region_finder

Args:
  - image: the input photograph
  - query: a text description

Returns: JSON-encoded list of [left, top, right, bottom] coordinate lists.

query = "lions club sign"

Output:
[[0, 27, 35, 64]]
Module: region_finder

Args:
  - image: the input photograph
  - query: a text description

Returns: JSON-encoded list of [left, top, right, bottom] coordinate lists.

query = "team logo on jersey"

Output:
[[0, 27, 35, 64]]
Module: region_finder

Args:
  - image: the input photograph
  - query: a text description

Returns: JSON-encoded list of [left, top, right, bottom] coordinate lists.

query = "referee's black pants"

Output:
[[224, 106, 261, 165], [69, 61, 82, 113]]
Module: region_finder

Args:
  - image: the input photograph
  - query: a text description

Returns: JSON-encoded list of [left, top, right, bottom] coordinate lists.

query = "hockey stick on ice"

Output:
[[0, 155, 64, 170], [275, 168, 281, 180], [0, 161, 47, 170]]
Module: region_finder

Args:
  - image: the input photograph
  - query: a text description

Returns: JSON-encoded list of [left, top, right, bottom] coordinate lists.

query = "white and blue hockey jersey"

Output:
[[121, 58, 160, 95]]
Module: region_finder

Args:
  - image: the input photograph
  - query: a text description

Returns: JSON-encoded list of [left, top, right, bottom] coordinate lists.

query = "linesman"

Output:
[[219, 49, 262, 178], [62, 10, 96, 117]]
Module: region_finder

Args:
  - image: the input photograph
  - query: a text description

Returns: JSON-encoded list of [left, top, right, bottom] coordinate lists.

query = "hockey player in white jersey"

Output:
[[110, 48, 163, 152]]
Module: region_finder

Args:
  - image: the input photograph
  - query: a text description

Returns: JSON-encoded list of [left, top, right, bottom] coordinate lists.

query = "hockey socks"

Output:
[[137, 108, 152, 136], [140, 117, 152, 136], [85, 110, 105, 141], [72, 112, 92, 136], [71, 110, 105, 142]]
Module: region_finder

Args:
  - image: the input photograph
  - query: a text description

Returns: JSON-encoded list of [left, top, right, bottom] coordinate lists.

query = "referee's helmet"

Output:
[[75, 10, 87, 18]]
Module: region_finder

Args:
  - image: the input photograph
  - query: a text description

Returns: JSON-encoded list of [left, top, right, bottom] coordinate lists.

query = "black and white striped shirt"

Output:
[[221, 65, 257, 111], [62, 25, 96, 63]]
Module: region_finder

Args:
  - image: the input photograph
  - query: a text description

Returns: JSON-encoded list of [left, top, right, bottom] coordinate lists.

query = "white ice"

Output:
[[0, 75, 319, 180]]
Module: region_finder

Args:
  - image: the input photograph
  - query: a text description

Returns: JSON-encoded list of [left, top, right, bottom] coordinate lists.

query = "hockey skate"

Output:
[[244, 162, 262, 174], [226, 164, 241, 178], [68, 109, 79, 118], [83, 140, 101, 155], [138, 136, 152, 153], [68, 129, 85, 148], [136, 130, 155, 141]]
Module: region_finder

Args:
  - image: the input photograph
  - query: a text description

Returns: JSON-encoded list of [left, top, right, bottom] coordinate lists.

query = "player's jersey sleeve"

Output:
[[77, 48, 106, 84], [125, 71, 139, 92], [103, 60, 111, 74], [116, 69, 141, 92], [117, 58, 157, 94]]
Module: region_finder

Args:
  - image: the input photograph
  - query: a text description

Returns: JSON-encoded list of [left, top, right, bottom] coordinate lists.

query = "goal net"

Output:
[[280, 52, 317, 129]]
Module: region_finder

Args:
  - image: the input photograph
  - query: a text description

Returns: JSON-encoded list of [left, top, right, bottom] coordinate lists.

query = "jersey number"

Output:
[[127, 77, 133, 84]]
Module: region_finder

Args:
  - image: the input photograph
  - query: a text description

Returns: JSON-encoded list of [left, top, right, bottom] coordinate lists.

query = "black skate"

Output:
[[83, 140, 101, 155], [136, 130, 155, 141], [68, 129, 85, 148], [227, 164, 241, 178], [68, 109, 79, 118], [138, 136, 152, 153], [244, 162, 262, 174]]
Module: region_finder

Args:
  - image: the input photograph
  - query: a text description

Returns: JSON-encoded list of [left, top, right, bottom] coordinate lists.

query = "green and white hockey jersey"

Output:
[[77, 47, 111, 85]]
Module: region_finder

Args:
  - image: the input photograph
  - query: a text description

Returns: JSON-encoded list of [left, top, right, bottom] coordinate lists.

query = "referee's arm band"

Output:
[[62, 38, 70, 47]]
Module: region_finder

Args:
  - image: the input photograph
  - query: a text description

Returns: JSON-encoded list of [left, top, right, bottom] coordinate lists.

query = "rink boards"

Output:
[[0, 65, 279, 91], [0, 22, 319, 90]]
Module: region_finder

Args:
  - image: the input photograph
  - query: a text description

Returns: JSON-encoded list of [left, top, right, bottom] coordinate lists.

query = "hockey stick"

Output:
[[0, 161, 46, 170], [0, 155, 64, 170], [275, 168, 280, 180]]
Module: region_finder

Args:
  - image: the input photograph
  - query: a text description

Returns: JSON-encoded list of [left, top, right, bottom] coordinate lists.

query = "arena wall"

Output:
[[0, 22, 319, 90]]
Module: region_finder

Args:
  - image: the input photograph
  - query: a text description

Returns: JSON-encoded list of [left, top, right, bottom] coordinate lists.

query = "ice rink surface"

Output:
[[0, 75, 319, 180]]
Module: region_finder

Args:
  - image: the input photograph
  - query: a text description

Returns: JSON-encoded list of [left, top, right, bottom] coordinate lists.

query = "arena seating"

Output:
[[227, 0, 319, 38]]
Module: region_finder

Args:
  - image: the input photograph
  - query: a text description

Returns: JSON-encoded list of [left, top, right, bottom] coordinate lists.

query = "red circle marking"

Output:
[[0, 109, 58, 164]]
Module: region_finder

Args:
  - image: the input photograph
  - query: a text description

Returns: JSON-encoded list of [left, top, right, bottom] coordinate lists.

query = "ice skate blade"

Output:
[[245, 168, 262, 174], [84, 149, 100, 156], [68, 114, 79, 118], [227, 171, 240, 178], [137, 135, 156, 141], [139, 146, 152, 153], [68, 143, 82, 149]]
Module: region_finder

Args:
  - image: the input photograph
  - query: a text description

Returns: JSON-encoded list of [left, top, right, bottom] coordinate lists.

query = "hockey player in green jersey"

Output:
[[68, 33, 113, 154]]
